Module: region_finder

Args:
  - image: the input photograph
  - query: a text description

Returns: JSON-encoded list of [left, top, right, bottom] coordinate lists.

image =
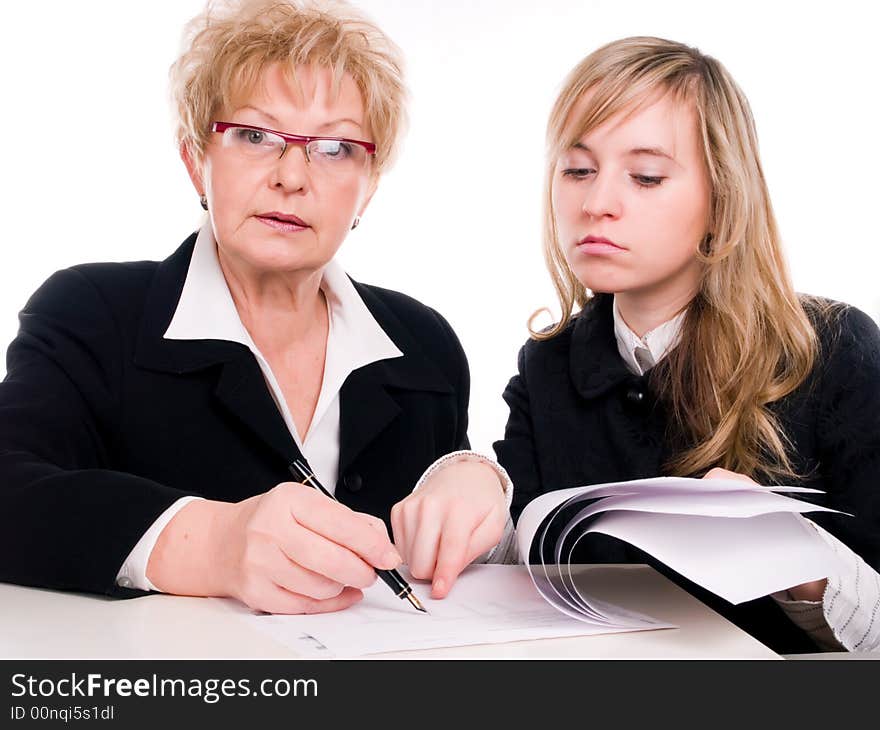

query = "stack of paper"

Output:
[[518, 477, 839, 626]]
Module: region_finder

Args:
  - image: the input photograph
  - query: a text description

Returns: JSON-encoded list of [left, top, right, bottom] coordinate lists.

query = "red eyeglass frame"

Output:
[[211, 121, 377, 157]]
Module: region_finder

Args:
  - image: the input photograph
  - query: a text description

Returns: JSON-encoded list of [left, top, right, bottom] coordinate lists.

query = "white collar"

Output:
[[612, 295, 687, 375], [163, 225, 403, 440]]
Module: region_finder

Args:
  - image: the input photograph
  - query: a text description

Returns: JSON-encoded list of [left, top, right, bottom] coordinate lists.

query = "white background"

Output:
[[1, 1, 877, 454]]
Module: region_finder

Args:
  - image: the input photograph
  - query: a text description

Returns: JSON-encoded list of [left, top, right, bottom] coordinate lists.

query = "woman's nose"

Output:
[[581, 173, 621, 219], [270, 143, 310, 192]]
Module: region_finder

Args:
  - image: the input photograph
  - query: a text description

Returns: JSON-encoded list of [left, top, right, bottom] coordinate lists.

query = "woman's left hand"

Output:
[[702, 467, 827, 601], [391, 459, 508, 599]]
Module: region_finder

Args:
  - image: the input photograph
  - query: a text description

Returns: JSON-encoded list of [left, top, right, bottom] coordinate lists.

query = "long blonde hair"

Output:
[[537, 36, 831, 481]]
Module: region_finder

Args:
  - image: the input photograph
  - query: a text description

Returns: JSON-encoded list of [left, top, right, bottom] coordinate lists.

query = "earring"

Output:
[[200, 194, 208, 211], [351, 216, 361, 230]]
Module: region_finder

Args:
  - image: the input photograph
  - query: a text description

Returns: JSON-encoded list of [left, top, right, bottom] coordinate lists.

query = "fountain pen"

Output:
[[288, 459, 428, 613]]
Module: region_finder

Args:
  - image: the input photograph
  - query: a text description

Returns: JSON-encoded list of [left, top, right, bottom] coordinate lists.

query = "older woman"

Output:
[[0, 0, 508, 614]]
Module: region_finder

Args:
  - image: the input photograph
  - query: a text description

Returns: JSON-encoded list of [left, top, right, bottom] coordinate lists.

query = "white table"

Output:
[[0, 565, 778, 659]]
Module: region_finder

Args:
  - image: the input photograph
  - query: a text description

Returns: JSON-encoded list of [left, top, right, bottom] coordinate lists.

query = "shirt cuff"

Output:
[[771, 590, 844, 651], [412, 450, 515, 562], [115, 496, 204, 592], [413, 450, 513, 510], [484, 516, 520, 565], [772, 519, 880, 652]]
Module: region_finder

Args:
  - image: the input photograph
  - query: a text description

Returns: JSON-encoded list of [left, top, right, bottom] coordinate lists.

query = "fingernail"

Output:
[[433, 578, 446, 596], [382, 549, 401, 568]]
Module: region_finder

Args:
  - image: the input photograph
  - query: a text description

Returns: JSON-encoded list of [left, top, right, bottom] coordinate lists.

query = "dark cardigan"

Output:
[[494, 293, 880, 654]]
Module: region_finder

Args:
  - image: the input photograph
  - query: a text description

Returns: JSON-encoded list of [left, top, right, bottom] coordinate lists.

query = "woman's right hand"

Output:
[[391, 458, 507, 599], [146, 482, 402, 614]]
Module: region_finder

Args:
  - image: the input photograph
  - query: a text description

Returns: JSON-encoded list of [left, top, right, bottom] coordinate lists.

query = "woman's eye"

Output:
[[631, 174, 665, 187], [231, 128, 267, 145], [562, 168, 595, 179], [312, 140, 353, 159]]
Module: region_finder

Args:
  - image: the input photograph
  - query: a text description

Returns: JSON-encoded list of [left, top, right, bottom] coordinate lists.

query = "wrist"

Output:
[[146, 499, 236, 597], [452, 458, 506, 491], [415, 451, 513, 508], [787, 578, 828, 602]]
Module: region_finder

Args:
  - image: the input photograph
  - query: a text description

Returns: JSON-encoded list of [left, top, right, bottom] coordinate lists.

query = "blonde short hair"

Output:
[[169, 0, 407, 174]]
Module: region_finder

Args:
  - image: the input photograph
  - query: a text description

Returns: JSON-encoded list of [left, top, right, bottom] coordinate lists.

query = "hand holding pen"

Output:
[[289, 459, 428, 613], [154, 474, 409, 615]]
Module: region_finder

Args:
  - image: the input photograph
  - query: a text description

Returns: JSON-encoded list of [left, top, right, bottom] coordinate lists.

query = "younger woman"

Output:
[[396, 37, 880, 654]]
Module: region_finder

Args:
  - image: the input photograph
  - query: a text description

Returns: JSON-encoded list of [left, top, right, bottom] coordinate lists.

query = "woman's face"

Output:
[[183, 63, 376, 275], [552, 92, 712, 303]]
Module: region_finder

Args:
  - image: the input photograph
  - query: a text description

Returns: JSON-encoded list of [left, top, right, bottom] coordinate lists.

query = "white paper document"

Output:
[[242, 564, 672, 657]]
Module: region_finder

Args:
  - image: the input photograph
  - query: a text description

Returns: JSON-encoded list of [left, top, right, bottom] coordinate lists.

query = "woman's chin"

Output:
[[574, 273, 627, 296], [222, 239, 329, 275], [245, 253, 325, 275]]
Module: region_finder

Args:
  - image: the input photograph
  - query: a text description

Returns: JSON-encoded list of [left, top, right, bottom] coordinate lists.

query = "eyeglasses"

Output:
[[211, 121, 376, 177]]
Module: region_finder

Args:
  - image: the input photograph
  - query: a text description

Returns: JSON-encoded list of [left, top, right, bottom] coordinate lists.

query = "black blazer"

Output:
[[494, 293, 880, 654], [0, 233, 469, 597]]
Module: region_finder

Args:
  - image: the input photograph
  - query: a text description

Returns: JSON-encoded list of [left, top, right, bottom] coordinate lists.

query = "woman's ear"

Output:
[[357, 176, 380, 219], [179, 141, 205, 196]]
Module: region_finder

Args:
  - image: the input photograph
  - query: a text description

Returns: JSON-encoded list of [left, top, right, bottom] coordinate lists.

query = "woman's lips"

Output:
[[255, 214, 310, 233], [576, 236, 626, 255]]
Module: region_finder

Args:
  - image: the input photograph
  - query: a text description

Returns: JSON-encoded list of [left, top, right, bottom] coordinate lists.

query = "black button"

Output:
[[343, 473, 363, 492], [625, 388, 646, 406]]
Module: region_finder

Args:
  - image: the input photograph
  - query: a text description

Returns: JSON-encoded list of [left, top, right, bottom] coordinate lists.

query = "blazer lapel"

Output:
[[569, 294, 633, 401], [213, 352, 304, 466], [337, 355, 454, 478], [133, 233, 303, 468], [337, 366, 401, 477], [337, 283, 455, 478]]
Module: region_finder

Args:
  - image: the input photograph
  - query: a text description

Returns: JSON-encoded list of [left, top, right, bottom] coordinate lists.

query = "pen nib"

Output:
[[406, 591, 429, 614]]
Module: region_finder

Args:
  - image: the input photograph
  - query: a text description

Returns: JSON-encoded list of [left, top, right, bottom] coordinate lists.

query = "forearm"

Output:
[[0, 456, 194, 594], [146, 498, 236, 598]]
